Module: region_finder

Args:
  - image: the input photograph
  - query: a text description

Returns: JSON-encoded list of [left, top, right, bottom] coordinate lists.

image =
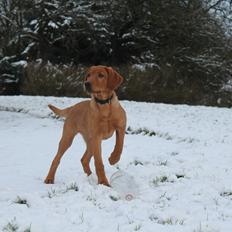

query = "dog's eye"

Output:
[[98, 73, 104, 78]]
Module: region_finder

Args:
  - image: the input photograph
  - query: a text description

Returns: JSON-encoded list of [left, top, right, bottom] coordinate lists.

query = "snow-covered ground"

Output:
[[0, 95, 232, 232]]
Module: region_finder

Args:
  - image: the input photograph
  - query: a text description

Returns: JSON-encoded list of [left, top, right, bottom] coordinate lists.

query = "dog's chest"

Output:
[[99, 118, 114, 139]]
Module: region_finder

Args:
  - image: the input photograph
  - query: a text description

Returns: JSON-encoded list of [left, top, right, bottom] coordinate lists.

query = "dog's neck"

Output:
[[91, 91, 117, 118], [94, 94, 113, 105], [92, 91, 115, 105]]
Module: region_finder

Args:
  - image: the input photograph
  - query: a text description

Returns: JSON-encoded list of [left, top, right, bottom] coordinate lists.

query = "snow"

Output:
[[0, 74, 18, 83], [11, 60, 28, 67], [0, 96, 232, 231], [21, 42, 36, 56], [30, 19, 38, 25], [48, 21, 59, 29]]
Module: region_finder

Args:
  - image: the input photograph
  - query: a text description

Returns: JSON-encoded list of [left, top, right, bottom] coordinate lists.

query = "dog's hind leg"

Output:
[[81, 150, 92, 176], [89, 139, 110, 187], [44, 122, 76, 184]]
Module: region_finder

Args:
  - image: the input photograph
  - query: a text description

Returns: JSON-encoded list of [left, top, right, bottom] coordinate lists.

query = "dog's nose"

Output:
[[84, 81, 92, 92]]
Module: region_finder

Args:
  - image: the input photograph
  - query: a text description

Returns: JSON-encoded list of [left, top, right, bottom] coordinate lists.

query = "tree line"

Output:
[[0, 0, 232, 106]]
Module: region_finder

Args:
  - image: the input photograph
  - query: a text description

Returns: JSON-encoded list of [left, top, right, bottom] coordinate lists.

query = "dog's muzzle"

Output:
[[84, 81, 92, 93]]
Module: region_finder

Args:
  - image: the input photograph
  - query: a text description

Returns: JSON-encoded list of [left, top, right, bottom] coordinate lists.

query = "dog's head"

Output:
[[84, 66, 123, 94]]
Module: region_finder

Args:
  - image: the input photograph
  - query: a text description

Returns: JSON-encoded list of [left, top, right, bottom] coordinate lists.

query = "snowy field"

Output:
[[0, 95, 232, 232]]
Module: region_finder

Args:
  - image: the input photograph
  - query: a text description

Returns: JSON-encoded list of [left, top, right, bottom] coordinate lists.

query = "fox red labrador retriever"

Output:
[[44, 66, 126, 186]]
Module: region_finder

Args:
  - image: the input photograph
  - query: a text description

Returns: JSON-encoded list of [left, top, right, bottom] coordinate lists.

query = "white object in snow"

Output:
[[110, 170, 139, 201]]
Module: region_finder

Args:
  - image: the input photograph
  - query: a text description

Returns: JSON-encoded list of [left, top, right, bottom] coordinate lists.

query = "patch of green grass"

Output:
[[193, 223, 203, 232], [2, 218, 31, 232], [23, 226, 32, 232], [133, 160, 144, 166], [47, 182, 79, 198], [176, 174, 185, 179], [109, 195, 119, 201], [158, 160, 168, 166], [126, 127, 156, 137], [14, 196, 30, 208], [2, 219, 19, 232], [158, 217, 185, 225], [47, 189, 57, 198], [149, 214, 159, 222], [65, 182, 79, 192], [220, 191, 232, 197], [149, 213, 184, 225], [86, 193, 97, 206], [152, 176, 169, 186], [134, 224, 142, 231]]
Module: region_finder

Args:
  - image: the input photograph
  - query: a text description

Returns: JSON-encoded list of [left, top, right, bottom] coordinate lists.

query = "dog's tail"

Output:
[[48, 104, 72, 118]]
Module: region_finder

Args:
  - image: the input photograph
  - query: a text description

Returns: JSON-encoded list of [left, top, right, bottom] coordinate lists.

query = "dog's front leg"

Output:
[[109, 127, 125, 165], [89, 139, 110, 187]]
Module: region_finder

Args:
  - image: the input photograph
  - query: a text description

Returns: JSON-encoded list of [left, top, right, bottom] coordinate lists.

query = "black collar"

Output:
[[94, 95, 113, 105]]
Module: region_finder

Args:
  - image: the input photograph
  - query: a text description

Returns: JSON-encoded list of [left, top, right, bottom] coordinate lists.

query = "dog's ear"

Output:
[[106, 67, 123, 90], [84, 67, 90, 82]]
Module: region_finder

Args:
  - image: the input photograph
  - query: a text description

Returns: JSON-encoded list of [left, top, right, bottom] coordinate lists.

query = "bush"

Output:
[[21, 62, 232, 107], [21, 61, 86, 97]]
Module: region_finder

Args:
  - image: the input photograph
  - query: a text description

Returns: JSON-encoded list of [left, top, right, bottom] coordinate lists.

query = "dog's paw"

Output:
[[98, 179, 111, 187], [109, 155, 120, 165], [44, 177, 54, 184]]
